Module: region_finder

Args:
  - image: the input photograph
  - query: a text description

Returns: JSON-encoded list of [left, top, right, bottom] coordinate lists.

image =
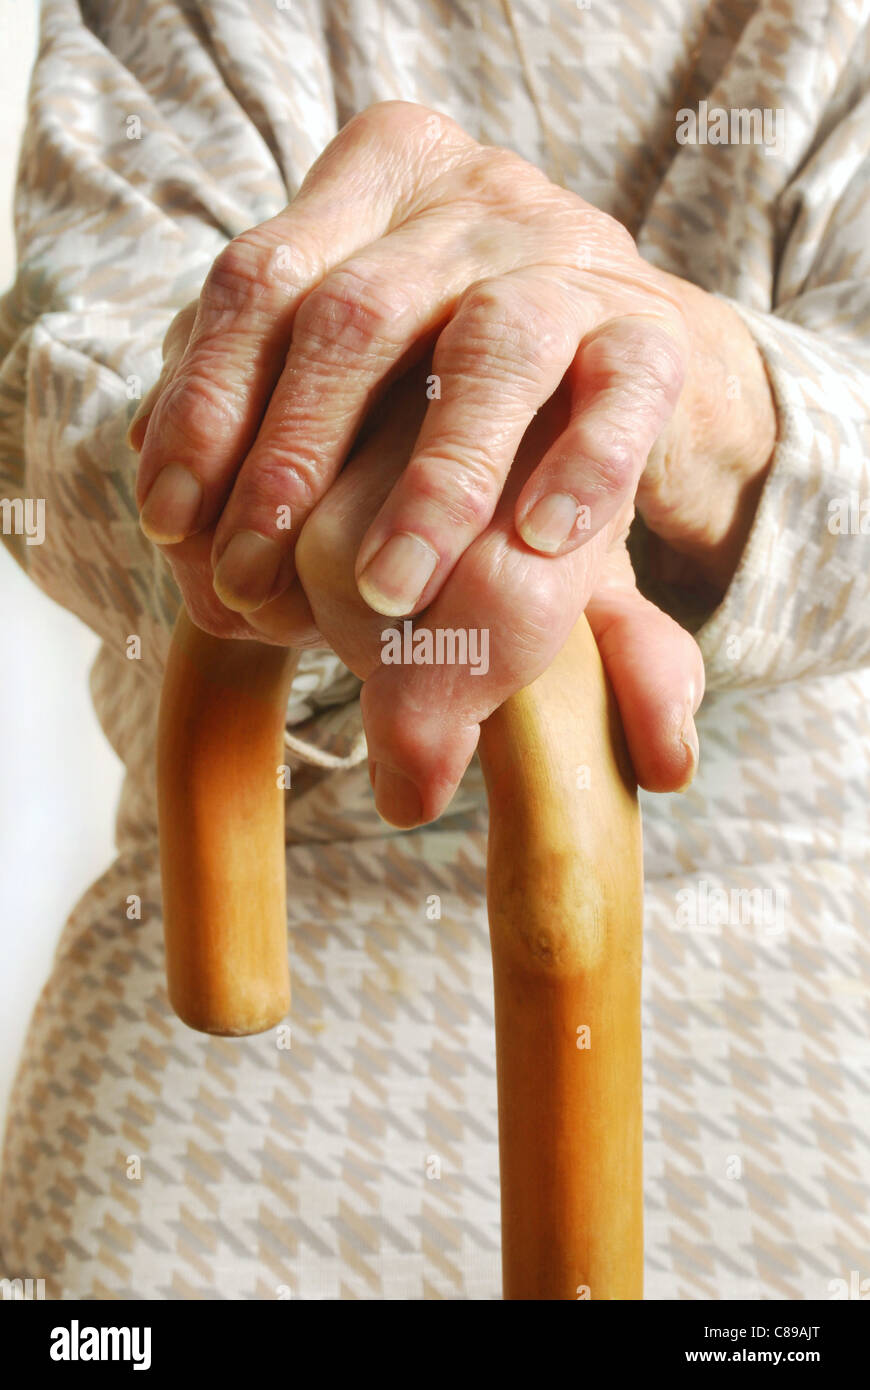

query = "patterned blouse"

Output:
[[1, 0, 869, 1299]]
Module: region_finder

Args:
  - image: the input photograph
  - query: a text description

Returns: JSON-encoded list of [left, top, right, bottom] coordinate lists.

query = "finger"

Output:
[[584, 547, 705, 793], [126, 301, 199, 453], [515, 314, 686, 555], [352, 268, 589, 618], [208, 227, 463, 614], [135, 102, 472, 546], [299, 379, 700, 826], [364, 525, 703, 824], [152, 525, 322, 648], [358, 397, 605, 825], [129, 306, 321, 643], [293, 366, 433, 674], [296, 373, 593, 828], [361, 508, 601, 826], [209, 199, 556, 614], [156, 529, 264, 641]]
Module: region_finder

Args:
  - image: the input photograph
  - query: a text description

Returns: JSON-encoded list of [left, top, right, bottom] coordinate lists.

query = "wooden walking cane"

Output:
[[157, 607, 643, 1299]]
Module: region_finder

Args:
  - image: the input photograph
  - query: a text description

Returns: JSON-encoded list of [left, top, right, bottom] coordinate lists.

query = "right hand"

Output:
[[291, 361, 704, 825], [130, 302, 705, 825]]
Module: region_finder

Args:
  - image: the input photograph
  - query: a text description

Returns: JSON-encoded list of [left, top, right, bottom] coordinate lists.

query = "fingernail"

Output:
[[126, 408, 152, 453], [213, 530, 285, 612], [373, 763, 422, 828], [357, 533, 438, 616], [139, 464, 203, 543], [677, 703, 700, 792], [519, 493, 580, 552]]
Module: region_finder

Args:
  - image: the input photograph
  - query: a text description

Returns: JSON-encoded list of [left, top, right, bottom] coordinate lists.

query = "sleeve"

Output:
[[0, 0, 370, 776], [0, 0, 338, 686], [686, 90, 870, 690], [694, 289, 870, 690]]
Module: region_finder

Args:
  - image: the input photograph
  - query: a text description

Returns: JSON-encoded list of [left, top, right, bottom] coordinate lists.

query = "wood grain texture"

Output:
[[157, 608, 643, 1296], [157, 609, 298, 1036], [478, 614, 644, 1300]]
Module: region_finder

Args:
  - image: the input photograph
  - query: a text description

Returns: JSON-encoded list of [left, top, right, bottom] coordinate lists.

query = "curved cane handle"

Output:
[[157, 607, 299, 1035]]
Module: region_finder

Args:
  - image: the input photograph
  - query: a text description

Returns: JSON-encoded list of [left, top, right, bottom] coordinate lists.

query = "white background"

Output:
[[0, 1, 125, 1149]]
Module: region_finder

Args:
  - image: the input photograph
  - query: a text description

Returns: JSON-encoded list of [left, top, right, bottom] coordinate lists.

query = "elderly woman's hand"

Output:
[[130, 101, 692, 606], [128, 100, 777, 822], [291, 360, 705, 824]]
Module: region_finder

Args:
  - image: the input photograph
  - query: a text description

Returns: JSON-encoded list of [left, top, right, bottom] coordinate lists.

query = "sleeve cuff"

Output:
[[691, 296, 870, 690]]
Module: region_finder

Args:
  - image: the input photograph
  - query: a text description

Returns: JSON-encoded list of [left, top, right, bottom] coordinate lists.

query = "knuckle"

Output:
[[354, 99, 427, 133], [344, 99, 403, 139], [580, 425, 639, 495], [244, 441, 323, 514], [295, 265, 415, 359], [157, 369, 244, 454], [454, 277, 517, 330], [454, 145, 541, 206], [348, 100, 465, 151], [585, 320, 686, 404], [638, 327, 686, 401], [201, 231, 281, 314], [464, 278, 570, 355], [593, 210, 638, 260], [438, 283, 559, 384], [406, 447, 500, 532]]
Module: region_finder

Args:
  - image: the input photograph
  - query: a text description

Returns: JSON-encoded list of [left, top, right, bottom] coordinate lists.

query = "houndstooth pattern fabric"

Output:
[[1, 0, 869, 1299]]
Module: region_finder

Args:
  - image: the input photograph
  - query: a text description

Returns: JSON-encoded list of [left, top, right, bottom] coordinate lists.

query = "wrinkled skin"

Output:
[[129, 102, 775, 825]]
